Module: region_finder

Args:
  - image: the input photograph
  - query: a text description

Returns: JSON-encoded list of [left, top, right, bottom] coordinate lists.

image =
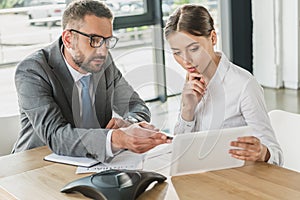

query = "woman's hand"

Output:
[[229, 136, 270, 162], [181, 73, 206, 121]]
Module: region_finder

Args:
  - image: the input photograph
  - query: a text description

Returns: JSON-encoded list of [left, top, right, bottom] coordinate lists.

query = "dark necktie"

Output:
[[80, 75, 97, 128]]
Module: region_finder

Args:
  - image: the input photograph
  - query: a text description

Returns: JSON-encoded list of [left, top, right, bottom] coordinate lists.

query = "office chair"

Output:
[[268, 110, 300, 172], [0, 114, 20, 156]]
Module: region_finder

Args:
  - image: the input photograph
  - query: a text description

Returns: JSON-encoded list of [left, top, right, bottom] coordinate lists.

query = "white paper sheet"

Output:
[[76, 150, 144, 174], [144, 143, 172, 160]]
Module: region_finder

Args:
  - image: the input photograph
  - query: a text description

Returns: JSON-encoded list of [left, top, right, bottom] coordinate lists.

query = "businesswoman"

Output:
[[164, 4, 283, 165]]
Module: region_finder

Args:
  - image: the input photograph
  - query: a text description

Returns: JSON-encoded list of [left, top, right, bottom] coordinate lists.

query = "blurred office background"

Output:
[[0, 0, 299, 141]]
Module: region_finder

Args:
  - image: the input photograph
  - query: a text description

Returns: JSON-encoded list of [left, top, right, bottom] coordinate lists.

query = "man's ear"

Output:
[[62, 30, 72, 49], [211, 30, 217, 45]]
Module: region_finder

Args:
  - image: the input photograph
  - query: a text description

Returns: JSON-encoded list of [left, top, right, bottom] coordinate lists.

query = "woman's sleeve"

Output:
[[240, 77, 283, 166], [174, 113, 196, 134]]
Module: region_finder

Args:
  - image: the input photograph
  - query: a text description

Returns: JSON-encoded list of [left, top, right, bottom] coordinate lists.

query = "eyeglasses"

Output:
[[68, 29, 119, 49]]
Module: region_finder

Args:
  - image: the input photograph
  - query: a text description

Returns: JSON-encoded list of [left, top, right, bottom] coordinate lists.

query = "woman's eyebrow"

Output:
[[171, 42, 199, 51], [186, 42, 199, 48]]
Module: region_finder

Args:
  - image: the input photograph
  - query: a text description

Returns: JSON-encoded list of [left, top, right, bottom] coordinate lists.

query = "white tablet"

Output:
[[170, 126, 253, 176]]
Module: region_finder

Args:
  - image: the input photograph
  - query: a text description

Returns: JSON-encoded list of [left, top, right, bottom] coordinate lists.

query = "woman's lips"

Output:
[[187, 67, 197, 73]]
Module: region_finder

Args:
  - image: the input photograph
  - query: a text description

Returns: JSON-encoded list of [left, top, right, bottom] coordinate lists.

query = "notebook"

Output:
[[170, 126, 253, 176], [44, 153, 100, 167]]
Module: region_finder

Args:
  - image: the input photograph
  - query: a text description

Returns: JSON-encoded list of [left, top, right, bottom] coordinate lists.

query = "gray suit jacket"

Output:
[[13, 38, 150, 161]]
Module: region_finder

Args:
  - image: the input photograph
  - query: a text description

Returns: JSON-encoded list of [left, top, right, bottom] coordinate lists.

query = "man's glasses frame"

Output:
[[68, 29, 119, 49]]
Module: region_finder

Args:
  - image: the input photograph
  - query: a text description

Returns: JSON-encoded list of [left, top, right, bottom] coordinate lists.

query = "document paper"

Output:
[[76, 150, 144, 174]]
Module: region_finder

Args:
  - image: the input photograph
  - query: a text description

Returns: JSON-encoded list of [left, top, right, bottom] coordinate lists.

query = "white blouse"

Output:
[[174, 52, 283, 166]]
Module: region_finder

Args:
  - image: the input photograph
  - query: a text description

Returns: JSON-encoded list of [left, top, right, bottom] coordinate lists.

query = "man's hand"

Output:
[[229, 136, 270, 162], [106, 117, 132, 129], [111, 122, 172, 154]]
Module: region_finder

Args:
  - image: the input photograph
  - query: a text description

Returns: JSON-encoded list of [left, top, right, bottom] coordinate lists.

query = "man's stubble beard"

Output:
[[72, 51, 105, 74]]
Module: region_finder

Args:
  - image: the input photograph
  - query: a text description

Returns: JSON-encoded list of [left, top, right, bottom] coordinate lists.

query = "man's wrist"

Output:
[[124, 115, 139, 124], [107, 130, 124, 158], [111, 129, 124, 149]]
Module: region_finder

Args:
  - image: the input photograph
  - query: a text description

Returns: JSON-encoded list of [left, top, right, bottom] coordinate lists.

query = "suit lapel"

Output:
[[93, 70, 107, 128], [48, 38, 76, 123], [93, 53, 115, 128]]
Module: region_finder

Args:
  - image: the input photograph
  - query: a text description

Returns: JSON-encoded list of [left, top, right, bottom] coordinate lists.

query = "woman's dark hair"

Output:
[[164, 4, 214, 38], [62, 0, 113, 29]]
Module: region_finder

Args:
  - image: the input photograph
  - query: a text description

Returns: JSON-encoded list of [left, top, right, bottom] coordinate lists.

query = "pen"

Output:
[[166, 135, 174, 140]]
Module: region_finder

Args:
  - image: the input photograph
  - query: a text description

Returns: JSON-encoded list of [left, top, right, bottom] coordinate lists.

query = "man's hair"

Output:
[[62, 0, 113, 29]]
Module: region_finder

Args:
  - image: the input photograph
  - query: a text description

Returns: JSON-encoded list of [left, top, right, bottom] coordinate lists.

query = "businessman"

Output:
[[13, 0, 170, 161]]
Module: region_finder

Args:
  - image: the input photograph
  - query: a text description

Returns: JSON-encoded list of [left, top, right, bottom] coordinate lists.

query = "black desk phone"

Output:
[[61, 169, 166, 200]]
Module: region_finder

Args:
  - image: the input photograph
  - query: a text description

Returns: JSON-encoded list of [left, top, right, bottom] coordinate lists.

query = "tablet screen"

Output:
[[170, 126, 253, 176]]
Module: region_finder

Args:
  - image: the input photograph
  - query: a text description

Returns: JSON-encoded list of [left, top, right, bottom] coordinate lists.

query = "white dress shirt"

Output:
[[174, 52, 283, 166]]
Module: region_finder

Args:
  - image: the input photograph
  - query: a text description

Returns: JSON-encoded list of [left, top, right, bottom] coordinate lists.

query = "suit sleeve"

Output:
[[15, 56, 109, 162], [105, 54, 151, 122]]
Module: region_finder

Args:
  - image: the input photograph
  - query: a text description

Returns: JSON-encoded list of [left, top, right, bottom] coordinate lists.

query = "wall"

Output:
[[282, 0, 300, 89], [252, 0, 300, 89]]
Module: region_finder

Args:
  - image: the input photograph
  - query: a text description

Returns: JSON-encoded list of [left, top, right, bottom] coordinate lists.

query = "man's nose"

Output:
[[95, 44, 108, 55]]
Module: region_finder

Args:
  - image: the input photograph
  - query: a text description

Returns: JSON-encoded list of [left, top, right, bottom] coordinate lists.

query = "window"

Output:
[[0, 0, 223, 117]]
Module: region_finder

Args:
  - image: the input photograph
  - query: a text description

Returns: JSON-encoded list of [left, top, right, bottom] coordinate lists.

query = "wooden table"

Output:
[[0, 146, 173, 200], [1, 146, 300, 200], [172, 162, 300, 200]]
